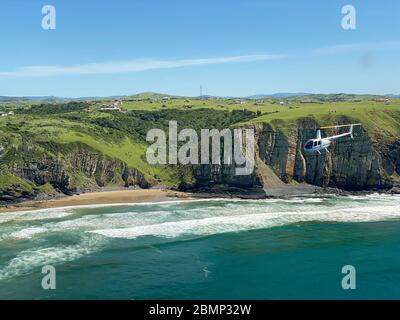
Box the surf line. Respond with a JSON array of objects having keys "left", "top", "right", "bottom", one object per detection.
[{"left": 149, "top": 304, "right": 183, "bottom": 318}]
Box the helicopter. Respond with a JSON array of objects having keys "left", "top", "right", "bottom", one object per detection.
[{"left": 303, "top": 123, "right": 361, "bottom": 154}]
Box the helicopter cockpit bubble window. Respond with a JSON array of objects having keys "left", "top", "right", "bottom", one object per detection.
[{"left": 305, "top": 141, "right": 314, "bottom": 149}]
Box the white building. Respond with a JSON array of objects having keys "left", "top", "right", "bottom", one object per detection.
[
  {"left": 99, "top": 106, "right": 121, "bottom": 112},
  {"left": 0, "top": 111, "right": 15, "bottom": 117},
  {"left": 375, "top": 98, "right": 390, "bottom": 103},
  {"left": 112, "top": 100, "right": 123, "bottom": 106}
]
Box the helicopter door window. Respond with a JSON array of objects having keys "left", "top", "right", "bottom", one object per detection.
[
  {"left": 313, "top": 141, "right": 318, "bottom": 147},
  {"left": 318, "top": 141, "right": 321, "bottom": 146}
]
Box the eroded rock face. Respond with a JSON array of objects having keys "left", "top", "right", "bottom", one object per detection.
[
  {"left": 1, "top": 144, "right": 150, "bottom": 202},
  {"left": 187, "top": 131, "right": 264, "bottom": 197},
  {"left": 192, "top": 164, "right": 261, "bottom": 188},
  {"left": 65, "top": 148, "right": 149, "bottom": 189},
  {"left": 255, "top": 120, "right": 395, "bottom": 191}
]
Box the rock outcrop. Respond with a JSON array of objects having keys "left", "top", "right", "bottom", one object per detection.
[
  {"left": 0, "top": 143, "right": 150, "bottom": 203},
  {"left": 255, "top": 120, "right": 394, "bottom": 191}
]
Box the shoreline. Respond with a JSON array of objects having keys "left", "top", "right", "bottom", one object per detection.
[
  {"left": 0, "top": 189, "right": 191, "bottom": 213},
  {"left": 1, "top": 184, "right": 398, "bottom": 213}
]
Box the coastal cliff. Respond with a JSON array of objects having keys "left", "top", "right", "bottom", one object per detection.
[
  {"left": 255, "top": 120, "right": 395, "bottom": 191},
  {"left": 0, "top": 143, "right": 149, "bottom": 203},
  {"left": 1, "top": 101, "right": 399, "bottom": 203},
  {"left": 186, "top": 119, "right": 398, "bottom": 195}
]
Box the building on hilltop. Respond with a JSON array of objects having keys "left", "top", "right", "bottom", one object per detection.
[
  {"left": 112, "top": 100, "right": 123, "bottom": 106},
  {"left": 99, "top": 106, "right": 121, "bottom": 112},
  {"left": 375, "top": 98, "right": 390, "bottom": 103},
  {"left": 0, "top": 111, "right": 14, "bottom": 117}
]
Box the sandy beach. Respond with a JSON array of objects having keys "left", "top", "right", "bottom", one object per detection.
[{"left": 0, "top": 189, "right": 190, "bottom": 213}]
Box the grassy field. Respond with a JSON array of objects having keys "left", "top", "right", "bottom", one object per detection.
[
  {"left": 101, "top": 96, "right": 400, "bottom": 142},
  {"left": 247, "top": 100, "right": 400, "bottom": 141},
  {"left": 93, "top": 98, "right": 271, "bottom": 113}
]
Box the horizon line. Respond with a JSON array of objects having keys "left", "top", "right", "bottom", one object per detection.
[{"left": 1, "top": 91, "right": 398, "bottom": 100}]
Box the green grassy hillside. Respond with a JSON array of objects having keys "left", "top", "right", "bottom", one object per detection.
[
  {"left": 246, "top": 100, "right": 400, "bottom": 142},
  {"left": 0, "top": 102, "right": 256, "bottom": 188}
]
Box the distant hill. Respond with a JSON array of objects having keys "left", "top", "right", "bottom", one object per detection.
[
  {"left": 1, "top": 92, "right": 399, "bottom": 103},
  {"left": 295, "top": 93, "right": 395, "bottom": 102},
  {"left": 0, "top": 96, "right": 93, "bottom": 102},
  {"left": 0, "top": 96, "right": 56, "bottom": 102},
  {"left": 247, "top": 93, "right": 310, "bottom": 99},
  {"left": 127, "top": 92, "right": 180, "bottom": 100}
]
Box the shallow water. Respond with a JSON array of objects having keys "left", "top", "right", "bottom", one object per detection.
[{"left": 1, "top": 194, "right": 400, "bottom": 299}]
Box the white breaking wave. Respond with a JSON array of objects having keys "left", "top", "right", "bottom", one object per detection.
[
  {"left": 2, "top": 196, "right": 400, "bottom": 241},
  {"left": 88, "top": 204, "right": 400, "bottom": 240},
  {"left": 0, "top": 198, "right": 233, "bottom": 220},
  {"left": 1, "top": 194, "right": 396, "bottom": 224},
  {"left": 0, "top": 235, "right": 106, "bottom": 281},
  {"left": 7, "top": 227, "right": 48, "bottom": 240},
  {"left": 0, "top": 207, "right": 77, "bottom": 224}
]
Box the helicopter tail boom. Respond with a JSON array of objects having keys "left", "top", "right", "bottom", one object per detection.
[{"left": 325, "top": 123, "right": 361, "bottom": 141}]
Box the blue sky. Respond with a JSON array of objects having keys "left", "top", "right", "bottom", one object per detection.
[{"left": 0, "top": 0, "right": 399, "bottom": 97}]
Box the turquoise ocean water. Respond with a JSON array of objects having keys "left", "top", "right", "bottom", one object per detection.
[{"left": 1, "top": 194, "right": 400, "bottom": 300}]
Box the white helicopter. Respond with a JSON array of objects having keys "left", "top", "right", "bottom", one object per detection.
[{"left": 303, "top": 123, "right": 361, "bottom": 154}]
